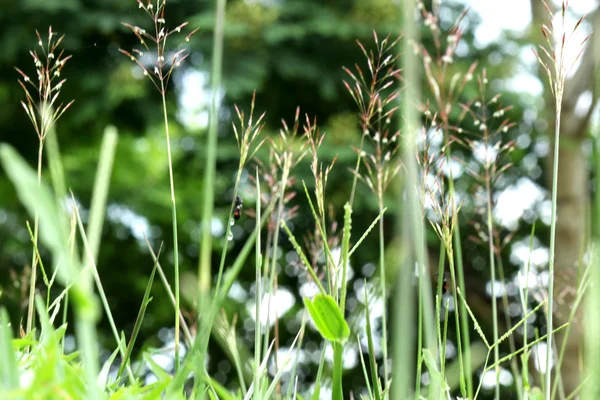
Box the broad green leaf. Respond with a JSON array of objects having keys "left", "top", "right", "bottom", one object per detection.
[{"left": 303, "top": 294, "right": 349, "bottom": 343}]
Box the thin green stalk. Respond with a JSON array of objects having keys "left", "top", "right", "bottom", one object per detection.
[
  {"left": 378, "top": 196, "right": 389, "bottom": 386},
  {"left": 452, "top": 225, "right": 473, "bottom": 396},
  {"left": 551, "top": 255, "right": 590, "bottom": 400},
  {"left": 415, "top": 257, "right": 423, "bottom": 400},
  {"left": 143, "top": 236, "right": 193, "bottom": 345},
  {"left": 73, "top": 198, "right": 135, "bottom": 384},
  {"left": 496, "top": 245, "right": 522, "bottom": 400},
  {"left": 446, "top": 243, "right": 466, "bottom": 398},
  {"left": 545, "top": 83, "right": 562, "bottom": 400},
  {"left": 214, "top": 170, "right": 244, "bottom": 296},
  {"left": 263, "top": 157, "right": 291, "bottom": 375},
  {"left": 199, "top": 0, "right": 227, "bottom": 298},
  {"left": 194, "top": 0, "right": 226, "bottom": 387},
  {"left": 445, "top": 138, "right": 473, "bottom": 398},
  {"left": 332, "top": 342, "right": 344, "bottom": 400},
  {"left": 485, "top": 177, "right": 500, "bottom": 400},
  {"left": 159, "top": 87, "right": 181, "bottom": 371},
  {"left": 26, "top": 141, "right": 43, "bottom": 337},
  {"left": 254, "top": 171, "right": 263, "bottom": 400},
  {"left": 520, "top": 225, "right": 535, "bottom": 399},
  {"left": 181, "top": 198, "right": 276, "bottom": 398},
  {"left": 436, "top": 244, "right": 446, "bottom": 360}
]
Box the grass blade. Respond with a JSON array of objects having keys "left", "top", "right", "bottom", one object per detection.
[
  {"left": 87, "top": 126, "right": 118, "bottom": 260},
  {"left": 0, "top": 308, "right": 19, "bottom": 391}
]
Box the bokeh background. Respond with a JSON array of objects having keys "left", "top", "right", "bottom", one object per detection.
[{"left": 0, "top": 0, "right": 597, "bottom": 398}]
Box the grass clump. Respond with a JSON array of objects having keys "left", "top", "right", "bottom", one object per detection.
[{"left": 1, "top": 1, "right": 595, "bottom": 399}]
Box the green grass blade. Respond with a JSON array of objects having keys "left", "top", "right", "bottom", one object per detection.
[
  {"left": 198, "top": 0, "right": 227, "bottom": 296},
  {"left": 311, "top": 345, "right": 326, "bottom": 400},
  {"left": 263, "top": 329, "right": 304, "bottom": 400},
  {"left": 364, "top": 283, "right": 381, "bottom": 400},
  {"left": 456, "top": 287, "right": 489, "bottom": 349},
  {"left": 0, "top": 144, "right": 74, "bottom": 283},
  {"left": 339, "top": 203, "right": 352, "bottom": 310},
  {"left": 254, "top": 170, "right": 264, "bottom": 400},
  {"left": 203, "top": 375, "right": 237, "bottom": 400},
  {"left": 74, "top": 196, "right": 135, "bottom": 384},
  {"left": 169, "top": 200, "right": 276, "bottom": 395},
  {"left": 87, "top": 126, "right": 118, "bottom": 260},
  {"left": 486, "top": 323, "right": 569, "bottom": 372},
  {"left": 301, "top": 181, "right": 336, "bottom": 275},
  {"left": 98, "top": 340, "right": 123, "bottom": 389},
  {"left": 0, "top": 308, "right": 19, "bottom": 391},
  {"left": 281, "top": 219, "right": 326, "bottom": 294},
  {"left": 348, "top": 208, "right": 386, "bottom": 258},
  {"left": 0, "top": 144, "right": 101, "bottom": 398},
  {"left": 490, "top": 300, "right": 547, "bottom": 351},
  {"left": 117, "top": 245, "right": 160, "bottom": 379},
  {"left": 357, "top": 335, "right": 374, "bottom": 400}
]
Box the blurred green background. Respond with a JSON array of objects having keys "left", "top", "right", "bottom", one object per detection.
[{"left": 0, "top": 0, "right": 595, "bottom": 398}]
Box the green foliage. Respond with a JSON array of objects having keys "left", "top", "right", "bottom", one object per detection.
[
  {"left": 1, "top": 0, "right": 591, "bottom": 399},
  {"left": 0, "top": 309, "right": 19, "bottom": 391}
]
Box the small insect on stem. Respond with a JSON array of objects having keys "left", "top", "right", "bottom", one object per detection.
[
  {"left": 433, "top": 272, "right": 450, "bottom": 295},
  {"left": 233, "top": 196, "right": 243, "bottom": 220}
]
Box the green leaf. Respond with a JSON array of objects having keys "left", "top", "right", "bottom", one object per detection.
[
  {"left": 0, "top": 144, "right": 74, "bottom": 284},
  {"left": 98, "top": 341, "right": 122, "bottom": 389},
  {"left": 422, "top": 349, "right": 444, "bottom": 397},
  {"left": 203, "top": 374, "right": 237, "bottom": 400},
  {"left": 303, "top": 294, "right": 349, "bottom": 343},
  {"left": 0, "top": 308, "right": 19, "bottom": 391},
  {"left": 364, "top": 284, "right": 382, "bottom": 399}
]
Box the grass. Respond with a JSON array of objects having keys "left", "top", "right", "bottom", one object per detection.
[{"left": 0, "top": 0, "right": 595, "bottom": 399}]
